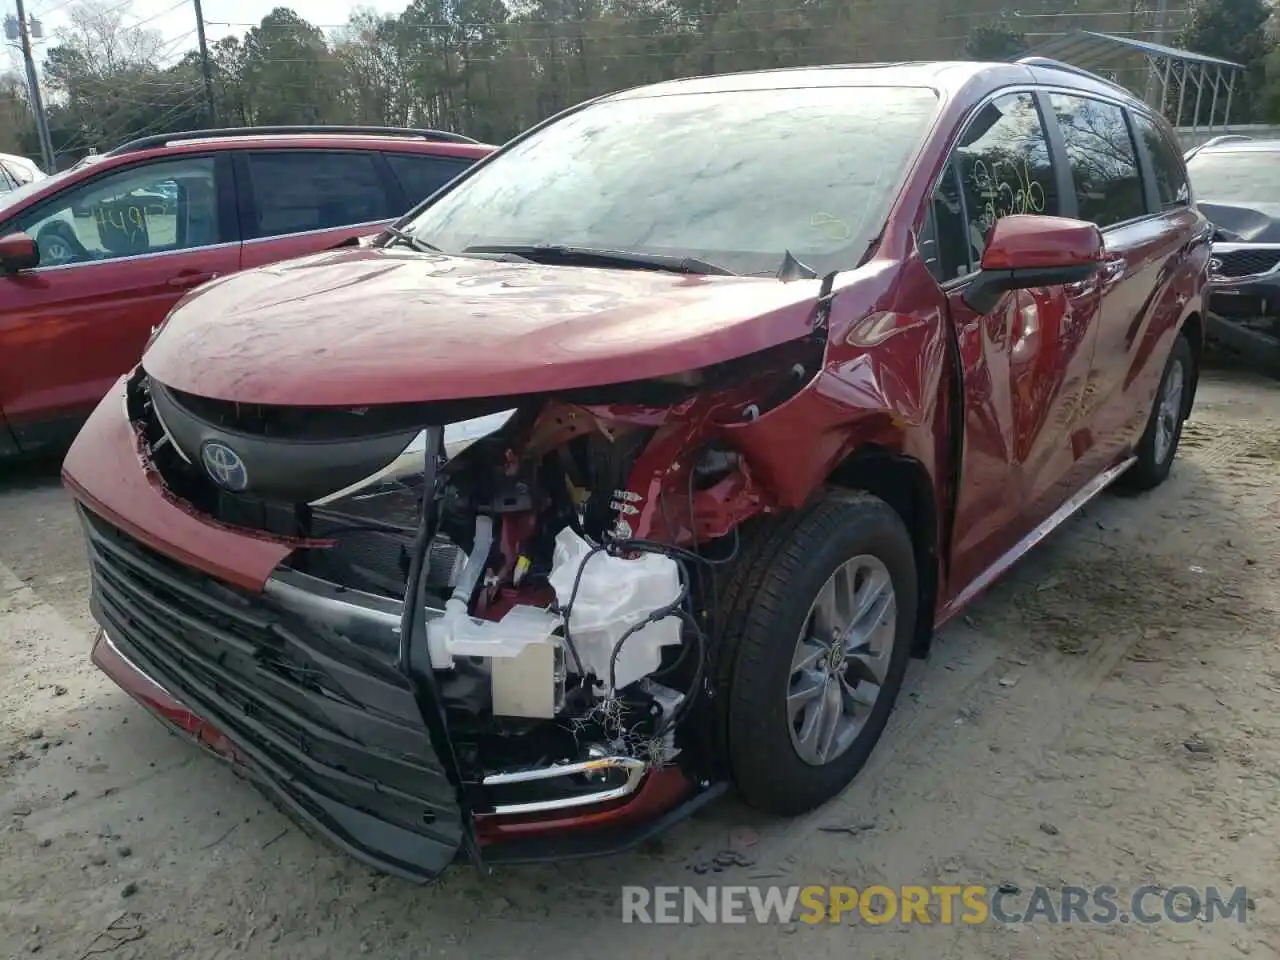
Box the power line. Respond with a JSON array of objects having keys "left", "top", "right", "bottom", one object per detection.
[{"left": 129, "top": 0, "right": 189, "bottom": 31}]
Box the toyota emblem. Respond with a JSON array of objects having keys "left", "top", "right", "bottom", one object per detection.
[{"left": 201, "top": 441, "right": 249, "bottom": 492}]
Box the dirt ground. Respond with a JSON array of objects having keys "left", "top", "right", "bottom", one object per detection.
[{"left": 3, "top": 363, "right": 1280, "bottom": 959}]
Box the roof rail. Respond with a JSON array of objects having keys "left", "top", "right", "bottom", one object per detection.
[
  {"left": 105, "top": 125, "right": 479, "bottom": 157},
  {"left": 1182, "top": 133, "right": 1253, "bottom": 160},
  {"left": 1014, "top": 55, "right": 1130, "bottom": 94},
  {"left": 1196, "top": 134, "right": 1253, "bottom": 150}
]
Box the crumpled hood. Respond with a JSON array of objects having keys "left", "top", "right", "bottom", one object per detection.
[
  {"left": 143, "top": 246, "right": 826, "bottom": 406},
  {"left": 1199, "top": 201, "right": 1280, "bottom": 243}
]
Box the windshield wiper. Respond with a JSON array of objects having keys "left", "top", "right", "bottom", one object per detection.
[
  {"left": 382, "top": 226, "right": 442, "bottom": 253},
  {"left": 461, "top": 243, "right": 735, "bottom": 276}
]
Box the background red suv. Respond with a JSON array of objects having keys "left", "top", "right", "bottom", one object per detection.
[{"left": 0, "top": 126, "right": 493, "bottom": 460}]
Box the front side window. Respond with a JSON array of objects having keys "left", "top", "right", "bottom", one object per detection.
[
  {"left": 1184, "top": 149, "right": 1280, "bottom": 205},
  {"left": 397, "top": 85, "right": 941, "bottom": 277},
  {"left": 246, "top": 151, "right": 393, "bottom": 238},
  {"left": 932, "top": 92, "right": 1061, "bottom": 279},
  {"left": 13, "top": 156, "right": 218, "bottom": 268},
  {"left": 1049, "top": 94, "right": 1145, "bottom": 228}
]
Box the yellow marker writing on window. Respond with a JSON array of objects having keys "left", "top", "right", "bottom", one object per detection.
[
  {"left": 810, "top": 212, "right": 851, "bottom": 242},
  {"left": 94, "top": 203, "right": 149, "bottom": 243}
]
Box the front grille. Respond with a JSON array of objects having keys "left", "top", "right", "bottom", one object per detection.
[
  {"left": 79, "top": 505, "right": 465, "bottom": 880},
  {"left": 1215, "top": 248, "right": 1280, "bottom": 278},
  {"left": 128, "top": 371, "right": 309, "bottom": 537}
]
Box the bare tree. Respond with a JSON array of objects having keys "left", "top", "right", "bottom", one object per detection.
[{"left": 56, "top": 0, "right": 164, "bottom": 76}]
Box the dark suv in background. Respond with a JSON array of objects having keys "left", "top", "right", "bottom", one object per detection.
[
  {"left": 0, "top": 126, "right": 493, "bottom": 459},
  {"left": 1183, "top": 136, "right": 1280, "bottom": 372}
]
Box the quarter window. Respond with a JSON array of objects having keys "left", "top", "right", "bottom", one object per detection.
[
  {"left": 13, "top": 156, "right": 218, "bottom": 267},
  {"left": 929, "top": 92, "right": 1061, "bottom": 280},
  {"left": 246, "top": 151, "right": 393, "bottom": 238},
  {"left": 922, "top": 160, "right": 972, "bottom": 282},
  {"left": 1131, "top": 111, "right": 1190, "bottom": 209},
  {"left": 386, "top": 154, "right": 474, "bottom": 205},
  {"left": 1048, "top": 94, "right": 1145, "bottom": 228}
]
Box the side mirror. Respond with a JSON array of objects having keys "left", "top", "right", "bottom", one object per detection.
[
  {"left": 0, "top": 231, "right": 40, "bottom": 275},
  {"left": 963, "top": 214, "right": 1103, "bottom": 314}
]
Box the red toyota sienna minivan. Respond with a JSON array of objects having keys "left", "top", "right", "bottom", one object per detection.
[{"left": 60, "top": 60, "right": 1206, "bottom": 882}]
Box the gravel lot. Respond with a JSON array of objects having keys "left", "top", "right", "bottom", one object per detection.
[{"left": 3, "top": 364, "right": 1279, "bottom": 959}]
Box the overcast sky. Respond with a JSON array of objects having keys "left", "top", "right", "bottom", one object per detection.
[{"left": 6, "top": 0, "right": 412, "bottom": 67}]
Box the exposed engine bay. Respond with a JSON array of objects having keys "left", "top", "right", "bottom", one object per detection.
[{"left": 129, "top": 338, "right": 822, "bottom": 808}]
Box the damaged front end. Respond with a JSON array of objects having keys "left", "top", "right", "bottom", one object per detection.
[{"left": 87, "top": 341, "right": 819, "bottom": 879}]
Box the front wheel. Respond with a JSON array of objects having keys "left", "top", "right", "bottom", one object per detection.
[
  {"left": 36, "top": 222, "right": 83, "bottom": 266},
  {"left": 720, "top": 491, "right": 917, "bottom": 816},
  {"left": 1122, "top": 333, "right": 1194, "bottom": 492}
]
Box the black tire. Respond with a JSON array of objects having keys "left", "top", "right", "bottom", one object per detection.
[
  {"left": 718, "top": 490, "right": 917, "bottom": 816},
  {"left": 1121, "top": 333, "right": 1194, "bottom": 492}
]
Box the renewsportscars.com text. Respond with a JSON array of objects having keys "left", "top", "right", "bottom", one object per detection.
[{"left": 620, "top": 884, "right": 1250, "bottom": 925}]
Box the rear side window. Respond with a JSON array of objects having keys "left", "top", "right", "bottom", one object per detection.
[
  {"left": 1131, "top": 112, "right": 1190, "bottom": 209},
  {"left": 930, "top": 92, "right": 1061, "bottom": 279},
  {"left": 1048, "top": 94, "right": 1145, "bottom": 228},
  {"left": 246, "top": 151, "right": 393, "bottom": 238},
  {"left": 386, "top": 154, "right": 473, "bottom": 205}
]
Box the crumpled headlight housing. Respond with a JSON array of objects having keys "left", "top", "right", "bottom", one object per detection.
[{"left": 309, "top": 409, "right": 517, "bottom": 507}]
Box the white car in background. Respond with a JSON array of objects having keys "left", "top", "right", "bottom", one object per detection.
[{"left": 0, "top": 153, "right": 47, "bottom": 190}]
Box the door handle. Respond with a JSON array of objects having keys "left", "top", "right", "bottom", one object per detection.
[{"left": 168, "top": 271, "right": 218, "bottom": 289}]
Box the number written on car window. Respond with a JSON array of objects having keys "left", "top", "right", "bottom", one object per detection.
[
  {"left": 928, "top": 92, "right": 1061, "bottom": 280},
  {"left": 14, "top": 157, "right": 217, "bottom": 267}
]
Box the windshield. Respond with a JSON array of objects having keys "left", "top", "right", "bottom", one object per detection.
[
  {"left": 398, "top": 84, "right": 941, "bottom": 276},
  {"left": 1186, "top": 149, "right": 1280, "bottom": 205},
  {"left": 0, "top": 166, "right": 80, "bottom": 222}
]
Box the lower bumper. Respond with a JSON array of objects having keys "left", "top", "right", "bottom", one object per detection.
[
  {"left": 94, "top": 627, "right": 721, "bottom": 872},
  {"left": 1207, "top": 278, "right": 1280, "bottom": 322},
  {"left": 70, "top": 377, "right": 719, "bottom": 881},
  {"left": 92, "top": 623, "right": 467, "bottom": 881}
]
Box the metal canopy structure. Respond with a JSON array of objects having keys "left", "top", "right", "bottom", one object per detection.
[{"left": 1030, "top": 29, "right": 1245, "bottom": 132}]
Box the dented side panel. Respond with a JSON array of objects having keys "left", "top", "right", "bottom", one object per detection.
[{"left": 721, "top": 260, "right": 951, "bottom": 512}]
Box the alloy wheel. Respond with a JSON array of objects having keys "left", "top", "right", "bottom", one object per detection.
[
  {"left": 1153, "top": 358, "right": 1185, "bottom": 466},
  {"left": 787, "top": 554, "right": 898, "bottom": 766}
]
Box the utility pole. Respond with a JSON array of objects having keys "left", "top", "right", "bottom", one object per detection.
[
  {"left": 192, "top": 0, "right": 218, "bottom": 126},
  {"left": 11, "top": 0, "right": 55, "bottom": 172},
  {"left": 1143, "top": 0, "right": 1173, "bottom": 108}
]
